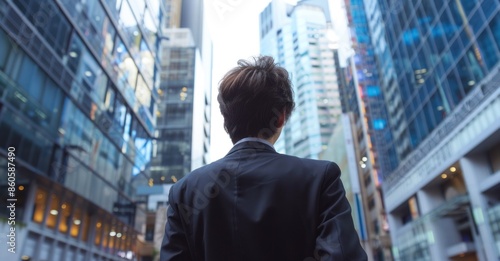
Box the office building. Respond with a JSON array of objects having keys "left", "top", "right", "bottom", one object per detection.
[
  {"left": 377, "top": 0, "right": 500, "bottom": 260},
  {"left": 0, "top": 0, "right": 165, "bottom": 260},
  {"left": 259, "top": 0, "right": 343, "bottom": 159},
  {"left": 139, "top": 1, "right": 212, "bottom": 260},
  {"left": 150, "top": 27, "right": 211, "bottom": 184},
  {"left": 338, "top": 0, "right": 399, "bottom": 259},
  {"left": 319, "top": 113, "right": 369, "bottom": 256}
]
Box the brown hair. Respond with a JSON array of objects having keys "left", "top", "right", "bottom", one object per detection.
[{"left": 218, "top": 56, "right": 295, "bottom": 143}]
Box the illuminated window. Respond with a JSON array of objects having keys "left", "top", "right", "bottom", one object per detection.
[
  {"left": 102, "top": 222, "right": 110, "bottom": 250},
  {"left": 70, "top": 207, "right": 81, "bottom": 238},
  {"left": 46, "top": 194, "right": 60, "bottom": 229},
  {"left": 59, "top": 201, "right": 72, "bottom": 233},
  {"left": 81, "top": 212, "right": 90, "bottom": 242},
  {"left": 94, "top": 220, "right": 102, "bottom": 246},
  {"left": 32, "top": 188, "right": 47, "bottom": 224}
]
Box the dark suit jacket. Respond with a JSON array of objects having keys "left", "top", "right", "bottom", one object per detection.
[{"left": 161, "top": 141, "right": 367, "bottom": 261}]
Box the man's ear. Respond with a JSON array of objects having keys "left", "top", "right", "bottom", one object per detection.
[{"left": 276, "top": 111, "right": 286, "bottom": 128}]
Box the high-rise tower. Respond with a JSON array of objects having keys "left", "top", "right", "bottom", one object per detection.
[
  {"left": 377, "top": 1, "right": 500, "bottom": 260},
  {"left": 0, "top": 0, "right": 165, "bottom": 260},
  {"left": 259, "top": 0, "right": 343, "bottom": 159}
]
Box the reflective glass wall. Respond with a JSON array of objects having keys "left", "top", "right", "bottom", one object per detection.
[
  {"left": 378, "top": 0, "right": 500, "bottom": 156},
  {"left": 0, "top": 0, "right": 163, "bottom": 259}
]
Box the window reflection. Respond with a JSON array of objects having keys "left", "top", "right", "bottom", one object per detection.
[
  {"left": 113, "top": 40, "right": 138, "bottom": 91},
  {"left": 446, "top": 69, "right": 464, "bottom": 107},
  {"left": 477, "top": 29, "right": 499, "bottom": 70},
  {"left": 32, "top": 188, "right": 47, "bottom": 224}
]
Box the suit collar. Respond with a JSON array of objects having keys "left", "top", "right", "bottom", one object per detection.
[{"left": 226, "top": 140, "right": 277, "bottom": 156}]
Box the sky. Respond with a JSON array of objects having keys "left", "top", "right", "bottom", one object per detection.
[
  {"left": 204, "top": 0, "right": 350, "bottom": 161},
  {"left": 204, "top": 0, "right": 273, "bottom": 161}
]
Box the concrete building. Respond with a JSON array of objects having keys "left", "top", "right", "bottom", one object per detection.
[
  {"left": 377, "top": 0, "right": 500, "bottom": 260},
  {"left": 0, "top": 0, "right": 166, "bottom": 260}
]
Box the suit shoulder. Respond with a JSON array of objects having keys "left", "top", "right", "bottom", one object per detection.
[{"left": 278, "top": 154, "right": 335, "bottom": 169}]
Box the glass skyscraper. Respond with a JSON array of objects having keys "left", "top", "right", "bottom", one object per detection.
[
  {"left": 260, "top": 0, "right": 343, "bottom": 159},
  {"left": 0, "top": 0, "right": 164, "bottom": 260},
  {"left": 377, "top": 0, "right": 500, "bottom": 260}
]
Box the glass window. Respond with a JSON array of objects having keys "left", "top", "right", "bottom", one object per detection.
[
  {"left": 39, "top": 238, "right": 52, "bottom": 261},
  {"left": 430, "top": 91, "right": 446, "bottom": 124},
  {"left": 431, "top": 23, "right": 447, "bottom": 54},
  {"left": 67, "top": 34, "right": 85, "bottom": 74},
  {"left": 51, "top": 243, "right": 64, "bottom": 260},
  {"left": 408, "top": 120, "right": 421, "bottom": 148},
  {"left": 32, "top": 188, "right": 47, "bottom": 224},
  {"left": 129, "top": 0, "right": 146, "bottom": 23},
  {"left": 456, "top": 56, "right": 476, "bottom": 95},
  {"left": 94, "top": 219, "right": 103, "bottom": 246},
  {"left": 439, "top": 9, "right": 457, "bottom": 42},
  {"left": 481, "top": 0, "right": 497, "bottom": 20},
  {"left": 102, "top": 222, "right": 110, "bottom": 250},
  {"left": 46, "top": 193, "right": 60, "bottom": 229},
  {"left": 105, "top": 0, "right": 123, "bottom": 22},
  {"left": 104, "top": 84, "right": 116, "bottom": 114},
  {"left": 143, "top": 7, "right": 158, "bottom": 52},
  {"left": 446, "top": 69, "right": 464, "bottom": 107},
  {"left": 424, "top": 101, "right": 436, "bottom": 132},
  {"left": 81, "top": 211, "right": 90, "bottom": 242},
  {"left": 449, "top": 0, "right": 471, "bottom": 27},
  {"left": 469, "top": 8, "right": 486, "bottom": 34},
  {"left": 41, "top": 79, "right": 63, "bottom": 128},
  {"left": 0, "top": 29, "right": 11, "bottom": 70},
  {"left": 17, "top": 56, "right": 44, "bottom": 100},
  {"left": 59, "top": 200, "right": 72, "bottom": 234},
  {"left": 465, "top": 47, "right": 485, "bottom": 83},
  {"left": 114, "top": 96, "right": 127, "bottom": 129},
  {"left": 22, "top": 233, "right": 39, "bottom": 259},
  {"left": 418, "top": 0, "right": 436, "bottom": 36},
  {"left": 113, "top": 39, "right": 138, "bottom": 91},
  {"left": 119, "top": 1, "right": 140, "bottom": 52},
  {"left": 136, "top": 76, "right": 152, "bottom": 108},
  {"left": 477, "top": 29, "right": 499, "bottom": 70},
  {"left": 101, "top": 17, "right": 116, "bottom": 65},
  {"left": 490, "top": 13, "right": 500, "bottom": 51},
  {"left": 450, "top": 38, "right": 464, "bottom": 60},
  {"left": 70, "top": 206, "right": 82, "bottom": 238}
]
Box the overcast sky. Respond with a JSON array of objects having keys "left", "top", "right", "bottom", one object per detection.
[{"left": 204, "top": 0, "right": 349, "bottom": 162}]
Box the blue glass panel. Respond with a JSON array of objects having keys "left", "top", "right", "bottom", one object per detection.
[
  {"left": 477, "top": 29, "right": 499, "bottom": 70},
  {"left": 373, "top": 119, "right": 386, "bottom": 130},
  {"left": 366, "top": 85, "right": 381, "bottom": 96}
]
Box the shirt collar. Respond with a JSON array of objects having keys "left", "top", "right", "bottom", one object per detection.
[{"left": 234, "top": 137, "right": 275, "bottom": 149}]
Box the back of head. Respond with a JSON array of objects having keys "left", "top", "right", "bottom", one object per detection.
[{"left": 218, "top": 56, "right": 295, "bottom": 144}]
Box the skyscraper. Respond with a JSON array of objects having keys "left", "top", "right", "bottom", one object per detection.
[
  {"left": 259, "top": 0, "right": 343, "bottom": 159},
  {"left": 377, "top": 1, "right": 500, "bottom": 260},
  {"left": 0, "top": 0, "right": 164, "bottom": 260}
]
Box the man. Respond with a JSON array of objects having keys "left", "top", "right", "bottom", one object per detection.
[{"left": 161, "top": 56, "right": 368, "bottom": 261}]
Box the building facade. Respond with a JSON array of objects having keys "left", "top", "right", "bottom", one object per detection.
[
  {"left": 259, "top": 0, "right": 343, "bottom": 159},
  {"left": 0, "top": 0, "right": 165, "bottom": 260},
  {"left": 319, "top": 113, "right": 369, "bottom": 257},
  {"left": 150, "top": 27, "right": 211, "bottom": 184},
  {"left": 378, "top": 0, "right": 500, "bottom": 260}
]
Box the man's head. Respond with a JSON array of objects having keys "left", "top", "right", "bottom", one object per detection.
[{"left": 218, "top": 56, "right": 295, "bottom": 144}]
